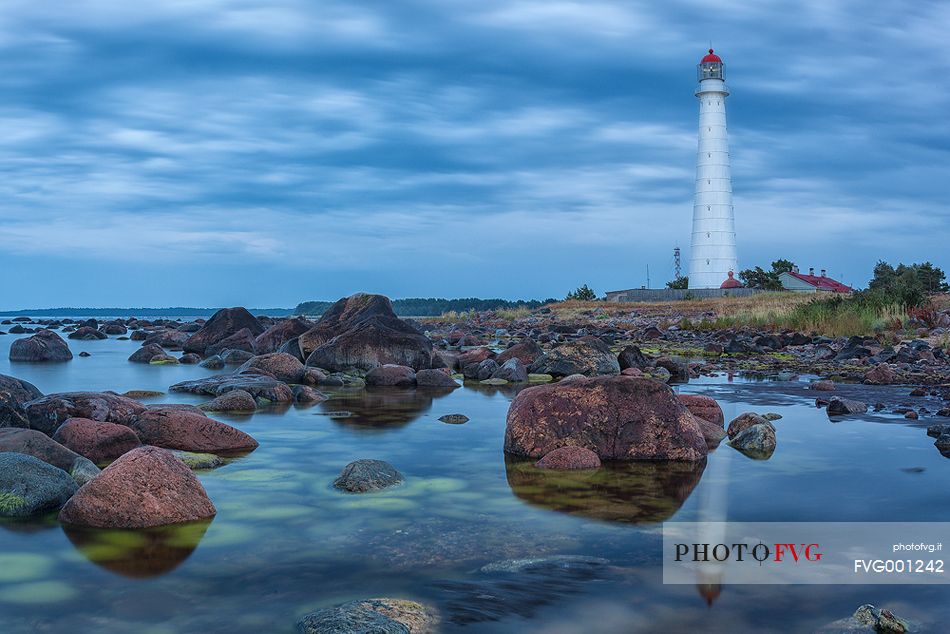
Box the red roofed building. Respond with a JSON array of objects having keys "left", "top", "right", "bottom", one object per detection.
[{"left": 778, "top": 267, "right": 853, "bottom": 294}]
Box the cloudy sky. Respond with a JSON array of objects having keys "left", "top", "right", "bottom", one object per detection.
[{"left": 0, "top": 1, "right": 947, "bottom": 309}]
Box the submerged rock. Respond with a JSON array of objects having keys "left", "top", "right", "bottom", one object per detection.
[
  {"left": 0, "top": 453, "right": 77, "bottom": 518},
  {"left": 438, "top": 414, "right": 469, "bottom": 425},
  {"left": 729, "top": 422, "right": 777, "bottom": 459},
  {"left": 535, "top": 446, "right": 601, "bottom": 470},
  {"left": 9, "top": 330, "right": 73, "bottom": 362},
  {"left": 59, "top": 446, "right": 217, "bottom": 529},
  {"left": 297, "top": 598, "right": 438, "bottom": 634},
  {"left": 504, "top": 376, "right": 707, "bottom": 461},
  {"left": 171, "top": 450, "right": 226, "bottom": 470},
  {"left": 333, "top": 459, "right": 404, "bottom": 493}
]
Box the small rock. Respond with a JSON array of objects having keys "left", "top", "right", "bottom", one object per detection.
[
  {"left": 416, "top": 369, "right": 459, "bottom": 389},
  {"left": 438, "top": 414, "right": 469, "bottom": 425},
  {"left": 827, "top": 397, "right": 869, "bottom": 417},
  {"left": 727, "top": 412, "right": 769, "bottom": 439},
  {"left": 729, "top": 422, "right": 777, "bottom": 459},
  {"left": 199, "top": 355, "right": 225, "bottom": 369},
  {"left": 333, "top": 459, "right": 403, "bottom": 493},
  {"left": 292, "top": 385, "right": 327, "bottom": 404},
  {"left": 811, "top": 380, "right": 836, "bottom": 391},
  {"left": 763, "top": 412, "right": 783, "bottom": 421},
  {"left": 171, "top": 450, "right": 226, "bottom": 470}
]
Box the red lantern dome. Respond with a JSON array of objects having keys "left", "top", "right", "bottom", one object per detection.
[
  {"left": 701, "top": 48, "right": 722, "bottom": 63},
  {"left": 720, "top": 270, "right": 742, "bottom": 289}
]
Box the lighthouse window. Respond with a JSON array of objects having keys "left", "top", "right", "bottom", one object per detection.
[
  {"left": 707, "top": 179, "right": 710, "bottom": 184},
  {"left": 707, "top": 206, "right": 710, "bottom": 211},
  {"left": 706, "top": 259, "right": 710, "bottom": 265},
  {"left": 707, "top": 153, "right": 711, "bottom": 157},
  {"left": 706, "top": 232, "right": 710, "bottom": 238}
]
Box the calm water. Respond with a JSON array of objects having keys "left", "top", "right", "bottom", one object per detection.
[{"left": 0, "top": 332, "right": 949, "bottom": 632}]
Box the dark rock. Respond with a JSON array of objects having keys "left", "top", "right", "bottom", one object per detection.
[
  {"left": 206, "top": 328, "right": 258, "bottom": 357},
  {"left": 68, "top": 326, "right": 107, "bottom": 340},
  {"left": 179, "top": 353, "right": 201, "bottom": 364},
  {"left": 827, "top": 397, "right": 869, "bottom": 417},
  {"left": 220, "top": 349, "right": 255, "bottom": 365},
  {"left": 292, "top": 385, "right": 327, "bottom": 404},
  {"left": 438, "top": 414, "right": 469, "bottom": 425},
  {"left": 529, "top": 337, "right": 620, "bottom": 378},
  {"left": 297, "top": 599, "right": 437, "bottom": 634},
  {"left": 729, "top": 422, "right": 776, "bottom": 459},
  {"left": 0, "top": 428, "right": 100, "bottom": 484},
  {"left": 131, "top": 408, "right": 259, "bottom": 454},
  {"left": 617, "top": 345, "right": 650, "bottom": 371},
  {"left": 22, "top": 391, "right": 147, "bottom": 435},
  {"left": 100, "top": 323, "right": 128, "bottom": 336},
  {"left": 474, "top": 358, "right": 499, "bottom": 381},
  {"left": 865, "top": 363, "right": 898, "bottom": 385},
  {"left": 333, "top": 459, "right": 404, "bottom": 493},
  {"left": 0, "top": 453, "right": 77, "bottom": 518},
  {"left": 811, "top": 380, "right": 836, "bottom": 391},
  {"left": 129, "top": 344, "right": 167, "bottom": 363},
  {"left": 198, "top": 389, "right": 258, "bottom": 413},
  {"left": 727, "top": 412, "right": 769, "bottom": 439},
  {"left": 535, "top": 446, "right": 601, "bottom": 470},
  {"left": 253, "top": 317, "right": 312, "bottom": 354},
  {"left": 9, "top": 329, "right": 73, "bottom": 362},
  {"left": 654, "top": 355, "right": 689, "bottom": 382},
  {"left": 300, "top": 294, "right": 436, "bottom": 372},
  {"left": 52, "top": 418, "right": 142, "bottom": 464},
  {"left": 505, "top": 376, "right": 706, "bottom": 461},
  {"left": 496, "top": 340, "right": 543, "bottom": 367},
  {"left": 416, "top": 369, "right": 460, "bottom": 389},
  {"left": 199, "top": 355, "right": 225, "bottom": 369},
  {"left": 183, "top": 307, "right": 264, "bottom": 355},
  {"left": 170, "top": 374, "right": 294, "bottom": 404},
  {"left": 0, "top": 374, "right": 43, "bottom": 403},
  {"left": 492, "top": 358, "right": 528, "bottom": 383},
  {"left": 143, "top": 330, "right": 190, "bottom": 350},
  {"left": 365, "top": 365, "right": 417, "bottom": 388},
  {"left": 456, "top": 347, "right": 496, "bottom": 370},
  {"left": 236, "top": 352, "right": 306, "bottom": 383},
  {"left": 59, "top": 446, "right": 216, "bottom": 528}
]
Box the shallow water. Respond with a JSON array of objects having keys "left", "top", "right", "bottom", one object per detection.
[{"left": 1, "top": 332, "right": 949, "bottom": 632}]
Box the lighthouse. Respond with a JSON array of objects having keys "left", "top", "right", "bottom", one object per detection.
[{"left": 688, "top": 49, "right": 737, "bottom": 289}]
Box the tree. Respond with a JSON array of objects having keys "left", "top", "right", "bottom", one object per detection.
[
  {"left": 867, "top": 260, "right": 947, "bottom": 307},
  {"left": 565, "top": 284, "right": 597, "bottom": 301},
  {"left": 666, "top": 275, "right": 689, "bottom": 289},
  {"left": 738, "top": 259, "right": 796, "bottom": 290}
]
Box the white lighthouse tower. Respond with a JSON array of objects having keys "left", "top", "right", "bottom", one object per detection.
[{"left": 688, "top": 49, "right": 738, "bottom": 289}]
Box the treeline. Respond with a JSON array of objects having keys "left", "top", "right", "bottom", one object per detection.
[{"left": 294, "top": 297, "right": 556, "bottom": 317}]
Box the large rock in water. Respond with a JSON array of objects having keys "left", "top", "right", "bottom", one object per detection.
[
  {"left": 131, "top": 408, "right": 259, "bottom": 454},
  {"left": 505, "top": 376, "right": 707, "bottom": 461},
  {"left": 9, "top": 330, "right": 73, "bottom": 362},
  {"left": 678, "top": 395, "right": 724, "bottom": 426},
  {"left": 0, "top": 428, "right": 100, "bottom": 484},
  {"left": 59, "top": 446, "right": 217, "bottom": 528},
  {"left": 0, "top": 453, "right": 78, "bottom": 518},
  {"left": 183, "top": 307, "right": 264, "bottom": 355},
  {"left": 22, "top": 391, "right": 147, "bottom": 436},
  {"left": 236, "top": 352, "right": 306, "bottom": 383},
  {"left": 496, "top": 339, "right": 543, "bottom": 367},
  {"left": 0, "top": 374, "right": 42, "bottom": 429},
  {"left": 333, "top": 459, "right": 404, "bottom": 493},
  {"left": 529, "top": 337, "right": 620, "bottom": 377},
  {"left": 298, "top": 294, "right": 436, "bottom": 372},
  {"left": 254, "top": 317, "right": 312, "bottom": 354},
  {"left": 52, "top": 418, "right": 142, "bottom": 464},
  {"left": 297, "top": 599, "right": 438, "bottom": 634}
]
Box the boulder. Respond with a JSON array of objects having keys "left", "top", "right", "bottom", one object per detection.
[
  {"left": 207, "top": 329, "right": 258, "bottom": 357},
  {"left": 678, "top": 394, "right": 724, "bottom": 426},
  {"left": 333, "top": 459, "right": 404, "bottom": 493},
  {"left": 236, "top": 352, "right": 306, "bottom": 383},
  {"left": 492, "top": 358, "right": 528, "bottom": 383},
  {"left": 52, "top": 418, "right": 142, "bottom": 463},
  {"left": 100, "top": 323, "right": 127, "bottom": 335},
  {"left": 617, "top": 345, "right": 650, "bottom": 371},
  {"left": 0, "top": 374, "right": 43, "bottom": 403},
  {"left": 535, "top": 446, "right": 601, "bottom": 470},
  {"left": 9, "top": 330, "right": 73, "bottom": 362},
  {"left": 68, "top": 326, "right": 107, "bottom": 340},
  {"left": 297, "top": 599, "right": 438, "bottom": 634},
  {"left": 0, "top": 453, "right": 77, "bottom": 518},
  {"left": 416, "top": 369, "right": 460, "bottom": 389},
  {"left": 143, "top": 329, "right": 190, "bottom": 350},
  {"left": 827, "top": 397, "right": 869, "bottom": 417},
  {"left": 469, "top": 358, "right": 499, "bottom": 381},
  {"left": 22, "top": 391, "right": 147, "bottom": 435},
  {"left": 729, "top": 422, "right": 776, "bottom": 459},
  {"left": 0, "top": 428, "right": 99, "bottom": 485},
  {"left": 199, "top": 355, "right": 225, "bottom": 369},
  {"left": 183, "top": 307, "right": 264, "bottom": 355},
  {"left": 170, "top": 374, "right": 294, "bottom": 404},
  {"left": 365, "top": 365, "right": 417, "bottom": 388},
  {"left": 496, "top": 340, "right": 543, "bottom": 367},
  {"left": 292, "top": 385, "right": 327, "bottom": 404},
  {"left": 300, "top": 294, "right": 436, "bottom": 372},
  {"left": 864, "top": 363, "right": 898, "bottom": 385},
  {"left": 253, "top": 317, "right": 312, "bottom": 354},
  {"left": 130, "top": 408, "right": 259, "bottom": 454},
  {"left": 179, "top": 353, "right": 201, "bottom": 364},
  {"left": 504, "top": 376, "right": 707, "bottom": 461},
  {"left": 129, "top": 344, "right": 167, "bottom": 363},
  {"left": 456, "top": 347, "right": 496, "bottom": 370},
  {"left": 810, "top": 380, "right": 836, "bottom": 391},
  {"left": 529, "top": 337, "right": 620, "bottom": 377},
  {"left": 198, "top": 389, "right": 258, "bottom": 413},
  {"left": 727, "top": 412, "right": 769, "bottom": 439},
  {"left": 654, "top": 356, "right": 689, "bottom": 382},
  {"left": 59, "top": 446, "right": 216, "bottom": 528}
]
